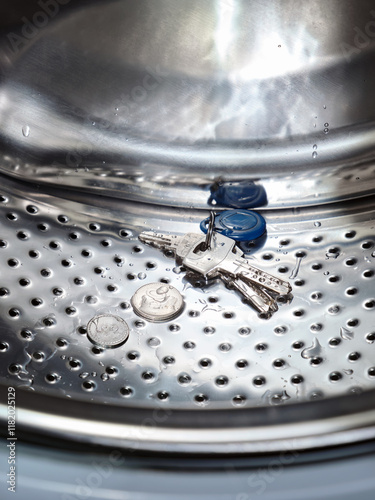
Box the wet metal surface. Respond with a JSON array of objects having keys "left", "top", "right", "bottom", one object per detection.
[
  {"left": 0, "top": 1, "right": 375, "bottom": 208},
  {"left": 0, "top": 177, "right": 374, "bottom": 411}
]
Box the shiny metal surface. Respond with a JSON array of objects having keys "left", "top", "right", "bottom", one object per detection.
[
  {"left": 0, "top": 0, "right": 375, "bottom": 455},
  {"left": 0, "top": 173, "right": 374, "bottom": 452},
  {"left": 1, "top": 0, "right": 375, "bottom": 207}
]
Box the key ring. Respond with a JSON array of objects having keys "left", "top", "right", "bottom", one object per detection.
[{"left": 202, "top": 211, "right": 215, "bottom": 251}]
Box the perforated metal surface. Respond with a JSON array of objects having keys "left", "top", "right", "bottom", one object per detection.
[{"left": 0, "top": 178, "right": 374, "bottom": 411}]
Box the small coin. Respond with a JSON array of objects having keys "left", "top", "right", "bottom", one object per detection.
[
  {"left": 87, "top": 314, "right": 129, "bottom": 348},
  {"left": 131, "top": 282, "right": 184, "bottom": 322}
]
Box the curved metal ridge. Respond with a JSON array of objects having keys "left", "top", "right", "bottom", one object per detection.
[
  {"left": 1, "top": 0, "right": 375, "bottom": 208},
  {"left": 1, "top": 385, "right": 375, "bottom": 453},
  {"left": 1, "top": 122, "right": 375, "bottom": 208}
]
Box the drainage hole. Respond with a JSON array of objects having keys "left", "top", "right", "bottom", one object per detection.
[
  {"left": 45, "top": 373, "right": 59, "bottom": 383},
  {"left": 194, "top": 394, "right": 208, "bottom": 404},
  {"left": 178, "top": 374, "right": 191, "bottom": 384},
  {"left": 0, "top": 342, "right": 9, "bottom": 352},
  {"left": 253, "top": 376, "right": 266, "bottom": 386},
  {"left": 292, "top": 341, "right": 304, "bottom": 349},
  {"left": 236, "top": 359, "right": 248, "bottom": 369},
  {"left": 17, "top": 231, "right": 29, "bottom": 240},
  {"left": 310, "top": 357, "right": 323, "bottom": 366},
  {"left": 82, "top": 380, "right": 96, "bottom": 391},
  {"left": 57, "top": 215, "right": 69, "bottom": 223},
  {"left": 31, "top": 297, "right": 43, "bottom": 306},
  {"left": 26, "top": 205, "right": 38, "bottom": 214},
  {"left": 157, "top": 391, "right": 169, "bottom": 400},
  {"left": 199, "top": 358, "right": 212, "bottom": 368},
  {"left": 215, "top": 376, "right": 228, "bottom": 386},
  {"left": 345, "top": 258, "right": 357, "bottom": 266},
  {"left": 363, "top": 270, "right": 374, "bottom": 278},
  {"left": 348, "top": 352, "right": 361, "bottom": 361},
  {"left": 291, "top": 375, "right": 304, "bottom": 384},
  {"left": 329, "top": 371, "right": 342, "bottom": 382},
  {"left": 120, "top": 386, "right": 134, "bottom": 397},
  {"left": 163, "top": 356, "right": 175, "bottom": 364}
]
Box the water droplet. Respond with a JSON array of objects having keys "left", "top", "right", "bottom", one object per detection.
[
  {"left": 289, "top": 255, "right": 303, "bottom": 279},
  {"left": 101, "top": 373, "right": 109, "bottom": 381},
  {"left": 312, "top": 151, "right": 318, "bottom": 159},
  {"left": 340, "top": 327, "right": 354, "bottom": 341},
  {"left": 147, "top": 337, "right": 161, "bottom": 347},
  {"left": 313, "top": 144, "right": 318, "bottom": 150},
  {"left": 22, "top": 125, "right": 30, "bottom": 137},
  {"left": 326, "top": 249, "right": 340, "bottom": 259},
  {"left": 324, "top": 128, "right": 329, "bottom": 134},
  {"left": 302, "top": 338, "right": 323, "bottom": 359},
  {"left": 343, "top": 369, "right": 353, "bottom": 375},
  {"left": 79, "top": 372, "right": 89, "bottom": 379},
  {"left": 324, "top": 122, "right": 329, "bottom": 127},
  {"left": 323, "top": 105, "right": 327, "bottom": 109},
  {"left": 314, "top": 221, "right": 321, "bottom": 227},
  {"left": 173, "top": 266, "right": 184, "bottom": 274},
  {"left": 138, "top": 272, "right": 146, "bottom": 280}
]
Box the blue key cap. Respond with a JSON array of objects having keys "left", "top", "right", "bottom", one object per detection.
[{"left": 200, "top": 210, "right": 266, "bottom": 242}]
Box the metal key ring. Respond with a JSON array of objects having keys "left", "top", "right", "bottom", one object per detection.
[{"left": 203, "top": 211, "right": 215, "bottom": 250}]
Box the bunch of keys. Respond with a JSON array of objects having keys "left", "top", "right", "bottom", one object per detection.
[{"left": 139, "top": 213, "right": 292, "bottom": 319}]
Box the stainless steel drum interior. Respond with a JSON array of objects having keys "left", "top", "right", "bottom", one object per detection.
[{"left": 0, "top": 0, "right": 374, "bottom": 454}]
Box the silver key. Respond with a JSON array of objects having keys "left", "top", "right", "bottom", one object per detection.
[
  {"left": 181, "top": 232, "right": 292, "bottom": 297},
  {"left": 139, "top": 230, "right": 292, "bottom": 316},
  {"left": 220, "top": 274, "right": 278, "bottom": 318},
  {"left": 139, "top": 231, "right": 203, "bottom": 259}
]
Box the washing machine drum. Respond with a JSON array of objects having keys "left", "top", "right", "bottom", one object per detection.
[{"left": 0, "top": 0, "right": 375, "bottom": 461}]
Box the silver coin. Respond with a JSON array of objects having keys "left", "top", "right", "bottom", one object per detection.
[
  {"left": 131, "top": 283, "right": 184, "bottom": 322},
  {"left": 87, "top": 314, "right": 129, "bottom": 348}
]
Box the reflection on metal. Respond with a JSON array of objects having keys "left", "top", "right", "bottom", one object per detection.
[
  {"left": 0, "top": 0, "right": 375, "bottom": 455},
  {"left": 0, "top": 1, "right": 374, "bottom": 207}
]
